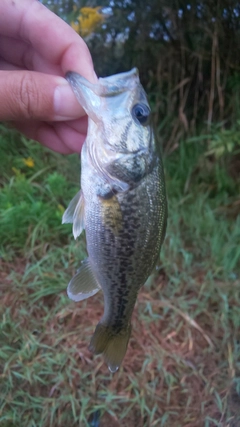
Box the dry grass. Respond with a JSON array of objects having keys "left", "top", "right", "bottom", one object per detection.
[{"left": 1, "top": 259, "right": 239, "bottom": 427}]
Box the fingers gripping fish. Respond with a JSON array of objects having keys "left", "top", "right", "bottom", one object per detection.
[{"left": 62, "top": 68, "right": 167, "bottom": 373}]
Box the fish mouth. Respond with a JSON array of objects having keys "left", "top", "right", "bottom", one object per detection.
[
  {"left": 99, "top": 68, "right": 139, "bottom": 94},
  {"left": 66, "top": 68, "right": 140, "bottom": 97}
]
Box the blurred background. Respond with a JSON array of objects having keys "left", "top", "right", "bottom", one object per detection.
[{"left": 1, "top": 1, "right": 240, "bottom": 426}]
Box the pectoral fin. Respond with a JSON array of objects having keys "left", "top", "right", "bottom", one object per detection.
[
  {"left": 62, "top": 190, "right": 85, "bottom": 239},
  {"left": 62, "top": 191, "right": 81, "bottom": 224},
  {"left": 67, "top": 259, "right": 101, "bottom": 302},
  {"left": 72, "top": 192, "right": 85, "bottom": 239}
]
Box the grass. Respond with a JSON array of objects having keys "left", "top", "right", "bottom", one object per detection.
[{"left": 0, "top": 125, "right": 240, "bottom": 426}]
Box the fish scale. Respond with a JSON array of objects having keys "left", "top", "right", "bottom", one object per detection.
[{"left": 62, "top": 68, "right": 167, "bottom": 372}]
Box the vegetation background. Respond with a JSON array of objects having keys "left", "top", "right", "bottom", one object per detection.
[{"left": 0, "top": 1, "right": 240, "bottom": 426}]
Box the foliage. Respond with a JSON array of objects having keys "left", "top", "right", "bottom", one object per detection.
[
  {"left": 205, "top": 122, "right": 240, "bottom": 158},
  {"left": 0, "top": 126, "right": 79, "bottom": 259}
]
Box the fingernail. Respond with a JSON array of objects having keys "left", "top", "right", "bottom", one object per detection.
[{"left": 54, "top": 79, "right": 85, "bottom": 120}]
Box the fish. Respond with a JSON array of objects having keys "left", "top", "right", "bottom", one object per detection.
[{"left": 62, "top": 68, "right": 167, "bottom": 373}]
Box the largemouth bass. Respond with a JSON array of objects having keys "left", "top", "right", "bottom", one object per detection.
[{"left": 63, "top": 68, "right": 167, "bottom": 372}]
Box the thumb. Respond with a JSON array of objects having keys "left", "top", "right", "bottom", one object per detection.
[{"left": 0, "top": 70, "right": 84, "bottom": 121}]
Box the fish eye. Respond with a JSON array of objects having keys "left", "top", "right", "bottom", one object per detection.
[{"left": 132, "top": 103, "right": 151, "bottom": 126}]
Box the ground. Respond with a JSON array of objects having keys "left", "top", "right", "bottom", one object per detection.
[{"left": 0, "top": 129, "right": 239, "bottom": 426}]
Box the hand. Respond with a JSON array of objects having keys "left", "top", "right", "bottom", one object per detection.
[{"left": 0, "top": 0, "right": 98, "bottom": 153}]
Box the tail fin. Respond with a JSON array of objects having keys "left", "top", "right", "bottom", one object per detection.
[{"left": 89, "top": 323, "right": 131, "bottom": 373}]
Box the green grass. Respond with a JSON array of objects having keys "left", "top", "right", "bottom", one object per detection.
[{"left": 0, "top": 126, "right": 240, "bottom": 426}]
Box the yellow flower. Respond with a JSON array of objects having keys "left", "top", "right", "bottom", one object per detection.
[
  {"left": 71, "top": 7, "right": 105, "bottom": 37},
  {"left": 22, "top": 157, "right": 35, "bottom": 168},
  {"left": 71, "top": 21, "right": 79, "bottom": 33}
]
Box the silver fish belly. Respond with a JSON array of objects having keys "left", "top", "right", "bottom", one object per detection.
[{"left": 62, "top": 68, "right": 167, "bottom": 372}]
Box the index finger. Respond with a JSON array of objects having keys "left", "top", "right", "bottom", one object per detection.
[{"left": 0, "top": 0, "right": 97, "bottom": 83}]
